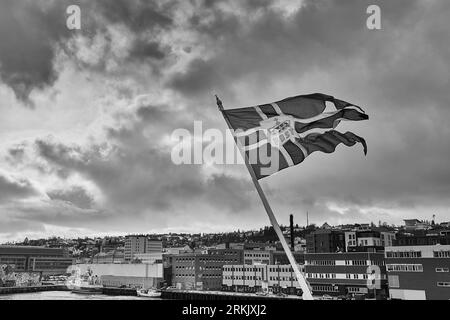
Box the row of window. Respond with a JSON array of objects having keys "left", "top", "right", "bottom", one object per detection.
[
  {"left": 224, "top": 267, "right": 263, "bottom": 272},
  {"left": 307, "top": 260, "right": 336, "bottom": 266},
  {"left": 347, "top": 287, "right": 368, "bottom": 293},
  {"left": 312, "top": 285, "right": 339, "bottom": 292},
  {"left": 386, "top": 251, "right": 422, "bottom": 258},
  {"left": 434, "top": 251, "right": 450, "bottom": 258},
  {"left": 224, "top": 275, "right": 262, "bottom": 281},
  {"left": 268, "top": 267, "right": 293, "bottom": 273},
  {"left": 175, "top": 258, "right": 239, "bottom": 263},
  {"left": 386, "top": 264, "right": 423, "bottom": 272},
  {"left": 351, "top": 260, "right": 368, "bottom": 266},
  {"left": 307, "top": 273, "right": 338, "bottom": 279},
  {"left": 436, "top": 268, "right": 449, "bottom": 272},
  {"left": 244, "top": 253, "right": 269, "bottom": 258},
  {"left": 306, "top": 259, "right": 375, "bottom": 266}
]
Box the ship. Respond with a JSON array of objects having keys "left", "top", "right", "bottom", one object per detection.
[{"left": 66, "top": 268, "right": 103, "bottom": 295}]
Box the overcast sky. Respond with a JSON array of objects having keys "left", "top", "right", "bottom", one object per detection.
[{"left": 1, "top": 0, "right": 449, "bottom": 242}]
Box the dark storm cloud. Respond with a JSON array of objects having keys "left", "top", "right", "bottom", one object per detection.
[
  {"left": 168, "top": 0, "right": 421, "bottom": 98},
  {"left": 166, "top": 0, "right": 450, "bottom": 223},
  {"left": 91, "top": 0, "right": 173, "bottom": 32},
  {"left": 2, "top": 0, "right": 450, "bottom": 235},
  {"left": 0, "top": 174, "right": 39, "bottom": 201},
  {"left": 47, "top": 186, "right": 95, "bottom": 210},
  {"left": 0, "top": 0, "right": 174, "bottom": 104},
  {"left": 0, "top": 0, "right": 71, "bottom": 105},
  {"left": 30, "top": 102, "right": 256, "bottom": 227}
]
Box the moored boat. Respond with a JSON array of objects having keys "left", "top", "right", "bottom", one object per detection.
[
  {"left": 71, "top": 284, "right": 103, "bottom": 295},
  {"left": 136, "top": 288, "right": 161, "bottom": 298}
]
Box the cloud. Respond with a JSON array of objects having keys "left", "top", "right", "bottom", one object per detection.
[
  {"left": 0, "top": 0, "right": 72, "bottom": 105},
  {"left": 1, "top": 0, "right": 450, "bottom": 239},
  {"left": 0, "top": 0, "right": 175, "bottom": 105},
  {"left": 11, "top": 99, "right": 259, "bottom": 232},
  {"left": 0, "top": 173, "right": 40, "bottom": 201},
  {"left": 47, "top": 186, "right": 95, "bottom": 210}
]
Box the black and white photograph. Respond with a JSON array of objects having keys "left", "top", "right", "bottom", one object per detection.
[{"left": 0, "top": 0, "right": 449, "bottom": 314}]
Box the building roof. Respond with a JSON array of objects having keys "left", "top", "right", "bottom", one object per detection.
[{"left": 0, "top": 245, "right": 64, "bottom": 256}]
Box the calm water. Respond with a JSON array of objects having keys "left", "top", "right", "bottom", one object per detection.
[{"left": 0, "top": 291, "right": 161, "bottom": 300}]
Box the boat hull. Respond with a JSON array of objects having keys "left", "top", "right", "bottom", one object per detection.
[{"left": 71, "top": 286, "right": 103, "bottom": 295}]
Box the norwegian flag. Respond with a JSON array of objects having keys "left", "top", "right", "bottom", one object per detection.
[{"left": 220, "top": 93, "right": 368, "bottom": 179}]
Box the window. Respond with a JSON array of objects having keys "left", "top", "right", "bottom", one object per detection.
[
  {"left": 388, "top": 275, "right": 400, "bottom": 288},
  {"left": 386, "top": 251, "right": 422, "bottom": 258},
  {"left": 436, "top": 268, "right": 449, "bottom": 273},
  {"left": 437, "top": 282, "right": 450, "bottom": 287},
  {"left": 352, "top": 260, "right": 367, "bottom": 266}
]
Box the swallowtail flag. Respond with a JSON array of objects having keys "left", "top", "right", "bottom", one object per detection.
[{"left": 220, "top": 93, "right": 368, "bottom": 179}]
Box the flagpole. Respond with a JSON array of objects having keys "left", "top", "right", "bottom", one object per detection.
[{"left": 215, "top": 95, "right": 314, "bottom": 300}]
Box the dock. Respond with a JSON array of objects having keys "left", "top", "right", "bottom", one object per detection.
[
  {"left": 161, "top": 290, "right": 302, "bottom": 301},
  {"left": 0, "top": 285, "right": 69, "bottom": 295}
]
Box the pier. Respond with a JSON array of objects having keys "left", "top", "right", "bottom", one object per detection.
[
  {"left": 161, "top": 290, "right": 302, "bottom": 301},
  {"left": 0, "top": 285, "right": 69, "bottom": 295}
]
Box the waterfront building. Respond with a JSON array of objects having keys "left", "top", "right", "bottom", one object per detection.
[
  {"left": 171, "top": 249, "right": 243, "bottom": 291},
  {"left": 0, "top": 246, "right": 73, "bottom": 276},
  {"left": 385, "top": 245, "right": 450, "bottom": 300},
  {"left": 304, "top": 252, "right": 388, "bottom": 298},
  {"left": 68, "top": 263, "right": 163, "bottom": 289},
  {"left": 222, "top": 264, "right": 304, "bottom": 295}
]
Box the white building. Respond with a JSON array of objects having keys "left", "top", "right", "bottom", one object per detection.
[
  {"left": 222, "top": 264, "right": 305, "bottom": 294},
  {"left": 68, "top": 263, "right": 163, "bottom": 288}
]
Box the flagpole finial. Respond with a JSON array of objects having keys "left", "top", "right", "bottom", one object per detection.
[{"left": 215, "top": 94, "right": 224, "bottom": 111}]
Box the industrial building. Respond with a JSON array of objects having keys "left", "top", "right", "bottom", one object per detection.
[
  {"left": 304, "top": 252, "right": 388, "bottom": 298},
  {"left": 171, "top": 249, "right": 243, "bottom": 291},
  {"left": 0, "top": 246, "right": 73, "bottom": 276},
  {"left": 385, "top": 245, "right": 450, "bottom": 300},
  {"left": 222, "top": 264, "right": 304, "bottom": 295}
]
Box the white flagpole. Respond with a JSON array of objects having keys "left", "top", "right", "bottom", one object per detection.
[{"left": 216, "top": 95, "right": 314, "bottom": 300}]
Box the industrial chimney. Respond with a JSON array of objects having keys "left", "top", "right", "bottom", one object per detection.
[{"left": 290, "top": 214, "right": 295, "bottom": 251}]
